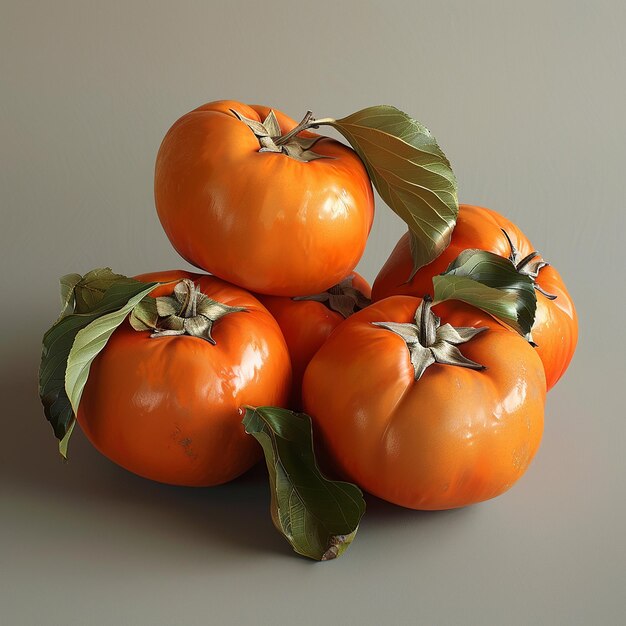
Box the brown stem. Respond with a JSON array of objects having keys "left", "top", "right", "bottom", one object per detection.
[
  {"left": 274, "top": 112, "right": 336, "bottom": 145},
  {"left": 419, "top": 295, "right": 436, "bottom": 347},
  {"left": 274, "top": 111, "right": 315, "bottom": 145},
  {"left": 176, "top": 280, "right": 198, "bottom": 317},
  {"left": 232, "top": 108, "right": 336, "bottom": 163}
]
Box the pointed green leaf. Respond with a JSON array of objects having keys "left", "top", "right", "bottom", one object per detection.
[
  {"left": 242, "top": 406, "right": 365, "bottom": 561},
  {"left": 65, "top": 283, "right": 157, "bottom": 415},
  {"left": 432, "top": 249, "right": 537, "bottom": 339},
  {"left": 58, "top": 419, "right": 76, "bottom": 459},
  {"left": 330, "top": 106, "right": 458, "bottom": 273},
  {"left": 39, "top": 272, "right": 159, "bottom": 457},
  {"left": 57, "top": 273, "right": 82, "bottom": 320},
  {"left": 74, "top": 267, "right": 134, "bottom": 313}
]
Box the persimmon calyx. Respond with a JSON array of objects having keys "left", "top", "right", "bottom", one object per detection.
[
  {"left": 230, "top": 108, "right": 334, "bottom": 163},
  {"left": 293, "top": 276, "right": 371, "bottom": 318},
  {"left": 373, "top": 296, "right": 488, "bottom": 381},
  {"left": 501, "top": 229, "right": 557, "bottom": 300},
  {"left": 138, "top": 279, "right": 246, "bottom": 344}
]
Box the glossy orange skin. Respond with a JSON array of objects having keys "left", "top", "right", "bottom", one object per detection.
[
  {"left": 257, "top": 273, "right": 371, "bottom": 409},
  {"left": 372, "top": 205, "right": 578, "bottom": 390},
  {"left": 77, "top": 271, "right": 291, "bottom": 487},
  {"left": 302, "top": 296, "right": 546, "bottom": 510},
  {"left": 155, "top": 100, "right": 375, "bottom": 296}
]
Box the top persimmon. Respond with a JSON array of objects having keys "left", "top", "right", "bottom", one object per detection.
[{"left": 155, "top": 100, "right": 375, "bottom": 296}]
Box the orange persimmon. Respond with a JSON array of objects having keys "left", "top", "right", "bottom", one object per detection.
[
  {"left": 302, "top": 296, "right": 546, "bottom": 510},
  {"left": 155, "top": 101, "right": 374, "bottom": 296},
  {"left": 372, "top": 205, "right": 577, "bottom": 389},
  {"left": 77, "top": 271, "right": 291, "bottom": 486},
  {"left": 257, "top": 273, "right": 371, "bottom": 408}
]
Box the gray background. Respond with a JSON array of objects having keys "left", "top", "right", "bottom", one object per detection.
[{"left": 2, "top": 1, "right": 625, "bottom": 624}]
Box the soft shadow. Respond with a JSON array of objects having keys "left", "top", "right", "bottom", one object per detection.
[
  {"left": 3, "top": 360, "right": 289, "bottom": 559},
  {"left": 363, "top": 492, "right": 476, "bottom": 524},
  {"left": 5, "top": 357, "right": 472, "bottom": 561}
]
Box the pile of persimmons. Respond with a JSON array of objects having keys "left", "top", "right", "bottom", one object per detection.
[{"left": 40, "top": 101, "right": 577, "bottom": 560}]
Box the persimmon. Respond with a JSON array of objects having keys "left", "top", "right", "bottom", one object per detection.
[
  {"left": 155, "top": 101, "right": 374, "bottom": 296},
  {"left": 76, "top": 270, "right": 291, "bottom": 486},
  {"left": 257, "top": 273, "right": 371, "bottom": 408},
  {"left": 372, "top": 205, "right": 577, "bottom": 389},
  {"left": 302, "top": 296, "right": 546, "bottom": 510}
]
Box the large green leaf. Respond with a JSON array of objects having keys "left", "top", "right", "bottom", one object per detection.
[
  {"left": 330, "top": 106, "right": 458, "bottom": 274},
  {"left": 242, "top": 406, "right": 365, "bottom": 561},
  {"left": 432, "top": 249, "right": 537, "bottom": 339},
  {"left": 65, "top": 283, "right": 157, "bottom": 416},
  {"left": 39, "top": 273, "right": 158, "bottom": 457}
]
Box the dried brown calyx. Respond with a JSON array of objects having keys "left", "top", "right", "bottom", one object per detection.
[
  {"left": 373, "top": 296, "right": 488, "bottom": 381},
  {"left": 231, "top": 109, "right": 335, "bottom": 163},
  {"left": 293, "top": 276, "right": 371, "bottom": 318},
  {"left": 501, "top": 229, "right": 557, "bottom": 300},
  {"left": 130, "top": 279, "right": 246, "bottom": 344}
]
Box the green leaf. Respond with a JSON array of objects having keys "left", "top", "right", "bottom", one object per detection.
[
  {"left": 432, "top": 249, "right": 537, "bottom": 339},
  {"left": 129, "top": 296, "right": 159, "bottom": 331},
  {"left": 59, "top": 419, "right": 76, "bottom": 460},
  {"left": 57, "top": 273, "right": 82, "bottom": 320},
  {"left": 73, "top": 267, "right": 133, "bottom": 313},
  {"left": 65, "top": 283, "right": 157, "bottom": 415},
  {"left": 242, "top": 406, "right": 366, "bottom": 561},
  {"left": 330, "top": 106, "right": 458, "bottom": 273},
  {"left": 39, "top": 273, "right": 158, "bottom": 457}
]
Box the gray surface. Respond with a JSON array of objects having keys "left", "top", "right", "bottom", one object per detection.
[{"left": 1, "top": 1, "right": 625, "bottom": 624}]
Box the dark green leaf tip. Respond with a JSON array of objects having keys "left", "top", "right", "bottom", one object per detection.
[
  {"left": 242, "top": 406, "right": 365, "bottom": 561},
  {"left": 432, "top": 249, "right": 538, "bottom": 338},
  {"left": 331, "top": 105, "right": 458, "bottom": 272},
  {"left": 39, "top": 270, "right": 159, "bottom": 458}
]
